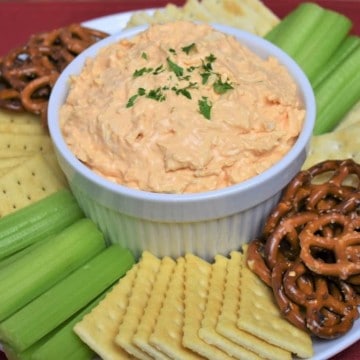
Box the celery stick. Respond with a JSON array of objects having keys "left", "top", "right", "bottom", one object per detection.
[
  {"left": 4, "top": 291, "right": 109, "bottom": 360},
  {"left": 265, "top": 3, "right": 324, "bottom": 57},
  {"left": 0, "top": 189, "right": 84, "bottom": 260},
  {"left": 0, "top": 239, "right": 48, "bottom": 270},
  {"left": 313, "top": 69, "right": 360, "bottom": 134},
  {"left": 0, "top": 245, "right": 134, "bottom": 352},
  {"left": 0, "top": 218, "right": 105, "bottom": 321},
  {"left": 294, "top": 9, "right": 352, "bottom": 82},
  {"left": 312, "top": 35, "right": 360, "bottom": 88},
  {"left": 313, "top": 45, "right": 360, "bottom": 134}
]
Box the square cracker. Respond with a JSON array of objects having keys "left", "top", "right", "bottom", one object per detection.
[
  {"left": 115, "top": 251, "right": 161, "bottom": 360},
  {"left": 199, "top": 255, "right": 262, "bottom": 360},
  {"left": 237, "top": 264, "right": 313, "bottom": 358},
  {"left": 149, "top": 257, "right": 202, "bottom": 360},
  {"left": 0, "top": 133, "right": 53, "bottom": 158},
  {"left": 133, "top": 256, "right": 176, "bottom": 360},
  {"left": 0, "top": 110, "right": 40, "bottom": 125},
  {"left": 74, "top": 264, "right": 139, "bottom": 360},
  {"left": 0, "top": 153, "right": 66, "bottom": 217},
  {"left": 216, "top": 251, "right": 292, "bottom": 360},
  {"left": 183, "top": 254, "right": 233, "bottom": 360}
]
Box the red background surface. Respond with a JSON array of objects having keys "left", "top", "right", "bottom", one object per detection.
[{"left": 0, "top": 1, "right": 359, "bottom": 359}]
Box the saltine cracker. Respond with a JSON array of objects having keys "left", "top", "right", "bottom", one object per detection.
[
  {"left": 183, "top": 254, "right": 233, "bottom": 360},
  {"left": 198, "top": 255, "right": 262, "bottom": 360},
  {"left": 115, "top": 251, "right": 161, "bottom": 360},
  {"left": 74, "top": 264, "right": 139, "bottom": 360},
  {"left": 216, "top": 251, "right": 292, "bottom": 360},
  {"left": 133, "top": 256, "right": 176, "bottom": 360},
  {"left": 149, "top": 257, "right": 203, "bottom": 359}
]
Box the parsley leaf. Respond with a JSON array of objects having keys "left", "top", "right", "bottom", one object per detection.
[
  {"left": 146, "top": 87, "right": 166, "bottom": 102},
  {"left": 167, "top": 57, "right": 184, "bottom": 77},
  {"left": 141, "top": 52, "right": 148, "bottom": 60},
  {"left": 213, "top": 77, "right": 234, "bottom": 94},
  {"left": 198, "top": 96, "right": 212, "bottom": 120},
  {"left": 133, "top": 67, "right": 153, "bottom": 77},
  {"left": 200, "top": 72, "right": 211, "bottom": 85},
  {"left": 126, "top": 94, "right": 138, "bottom": 108},
  {"left": 182, "top": 43, "right": 196, "bottom": 55}
]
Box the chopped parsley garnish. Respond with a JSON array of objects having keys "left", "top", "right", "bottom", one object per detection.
[
  {"left": 127, "top": 47, "right": 233, "bottom": 119},
  {"left": 198, "top": 96, "right": 212, "bottom": 120},
  {"left": 202, "top": 54, "right": 216, "bottom": 72},
  {"left": 200, "top": 72, "right": 212, "bottom": 85},
  {"left": 213, "top": 77, "right": 234, "bottom": 94},
  {"left": 126, "top": 94, "right": 138, "bottom": 108},
  {"left": 181, "top": 43, "right": 196, "bottom": 55},
  {"left": 166, "top": 57, "right": 184, "bottom": 77},
  {"left": 147, "top": 87, "right": 166, "bottom": 102},
  {"left": 133, "top": 67, "right": 153, "bottom": 77},
  {"left": 153, "top": 64, "right": 165, "bottom": 75},
  {"left": 171, "top": 82, "right": 198, "bottom": 99}
]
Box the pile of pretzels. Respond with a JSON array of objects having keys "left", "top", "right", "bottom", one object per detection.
[
  {"left": 247, "top": 159, "right": 360, "bottom": 339},
  {"left": 0, "top": 24, "right": 108, "bottom": 125}
]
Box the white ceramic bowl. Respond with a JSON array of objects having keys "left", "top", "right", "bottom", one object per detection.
[{"left": 48, "top": 24, "right": 316, "bottom": 260}]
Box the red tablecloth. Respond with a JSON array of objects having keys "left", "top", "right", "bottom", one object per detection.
[{"left": 0, "top": 1, "right": 359, "bottom": 359}]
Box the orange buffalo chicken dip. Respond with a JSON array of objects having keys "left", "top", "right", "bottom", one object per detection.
[{"left": 60, "top": 21, "right": 305, "bottom": 193}]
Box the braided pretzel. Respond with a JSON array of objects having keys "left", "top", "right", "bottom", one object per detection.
[
  {"left": 272, "top": 260, "right": 359, "bottom": 339},
  {"left": 300, "top": 212, "right": 360, "bottom": 280},
  {"left": 0, "top": 24, "right": 108, "bottom": 125},
  {"left": 246, "top": 239, "right": 272, "bottom": 286},
  {"left": 264, "top": 211, "right": 318, "bottom": 270}
]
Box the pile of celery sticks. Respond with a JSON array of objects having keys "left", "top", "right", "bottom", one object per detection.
[
  {"left": 266, "top": 2, "right": 360, "bottom": 135},
  {"left": 0, "top": 190, "right": 135, "bottom": 360}
]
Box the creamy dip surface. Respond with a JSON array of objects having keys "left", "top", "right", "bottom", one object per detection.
[{"left": 60, "top": 21, "right": 305, "bottom": 194}]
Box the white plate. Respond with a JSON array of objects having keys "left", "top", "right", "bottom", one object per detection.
[{"left": 84, "top": 9, "right": 359, "bottom": 360}]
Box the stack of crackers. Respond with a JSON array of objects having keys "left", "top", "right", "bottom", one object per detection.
[
  {"left": 74, "top": 249, "right": 313, "bottom": 360},
  {"left": 0, "top": 110, "right": 68, "bottom": 218},
  {"left": 125, "top": 0, "right": 280, "bottom": 37}
]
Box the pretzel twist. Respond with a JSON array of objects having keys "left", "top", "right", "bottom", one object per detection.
[{"left": 0, "top": 24, "right": 108, "bottom": 125}]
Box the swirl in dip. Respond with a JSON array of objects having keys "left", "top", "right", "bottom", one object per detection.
[{"left": 60, "top": 21, "right": 305, "bottom": 194}]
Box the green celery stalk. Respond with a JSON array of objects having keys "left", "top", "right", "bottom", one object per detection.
[
  {"left": 312, "top": 35, "right": 360, "bottom": 88},
  {"left": 293, "top": 8, "right": 352, "bottom": 82},
  {"left": 0, "top": 218, "right": 106, "bottom": 321},
  {"left": 313, "top": 44, "right": 360, "bottom": 134},
  {"left": 0, "top": 245, "right": 134, "bottom": 352},
  {"left": 313, "top": 68, "right": 360, "bottom": 134},
  {"left": 0, "top": 239, "right": 49, "bottom": 270},
  {"left": 265, "top": 2, "right": 324, "bottom": 57},
  {"left": 0, "top": 189, "right": 84, "bottom": 260},
  {"left": 3, "top": 291, "right": 109, "bottom": 360}
]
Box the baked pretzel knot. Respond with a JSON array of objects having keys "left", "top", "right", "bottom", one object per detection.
[
  {"left": 0, "top": 24, "right": 108, "bottom": 125},
  {"left": 246, "top": 159, "right": 360, "bottom": 339}
]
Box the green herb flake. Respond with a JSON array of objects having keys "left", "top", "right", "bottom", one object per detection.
[
  {"left": 166, "top": 57, "right": 184, "bottom": 77},
  {"left": 198, "top": 96, "right": 212, "bottom": 120},
  {"left": 169, "top": 48, "right": 177, "bottom": 55},
  {"left": 213, "top": 77, "right": 234, "bottom": 94},
  {"left": 181, "top": 43, "right": 196, "bottom": 55},
  {"left": 200, "top": 72, "right": 211, "bottom": 85},
  {"left": 147, "top": 88, "right": 166, "bottom": 102},
  {"left": 133, "top": 67, "right": 153, "bottom": 78},
  {"left": 126, "top": 94, "right": 138, "bottom": 108},
  {"left": 202, "top": 53, "right": 216, "bottom": 72},
  {"left": 153, "top": 64, "right": 165, "bottom": 75},
  {"left": 141, "top": 52, "right": 148, "bottom": 60}
]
